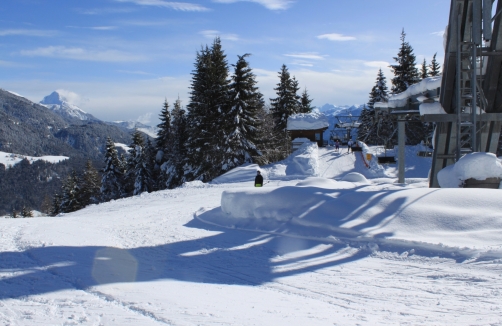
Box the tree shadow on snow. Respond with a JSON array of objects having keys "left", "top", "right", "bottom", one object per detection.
[{"left": 0, "top": 191, "right": 474, "bottom": 300}]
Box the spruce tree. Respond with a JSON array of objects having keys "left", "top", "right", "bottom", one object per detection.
[
  {"left": 59, "top": 170, "right": 83, "bottom": 213},
  {"left": 299, "top": 88, "right": 314, "bottom": 113},
  {"left": 80, "top": 160, "right": 101, "bottom": 206},
  {"left": 21, "top": 206, "right": 33, "bottom": 218},
  {"left": 51, "top": 193, "right": 61, "bottom": 216},
  {"left": 155, "top": 99, "right": 171, "bottom": 176},
  {"left": 368, "top": 69, "right": 389, "bottom": 109},
  {"left": 429, "top": 53, "right": 441, "bottom": 77},
  {"left": 390, "top": 29, "right": 420, "bottom": 94},
  {"left": 126, "top": 129, "right": 152, "bottom": 196},
  {"left": 184, "top": 37, "right": 231, "bottom": 182},
  {"left": 270, "top": 64, "right": 301, "bottom": 132},
  {"left": 164, "top": 97, "right": 188, "bottom": 189},
  {"left": 222, "top": 53, "right": 265, "bottom": 172},
  {"left": 420, "top": 58, "right": 429, "bottom": 80},
  {"left": 101, "top": 137, "right": 126, "bottom": 201}
]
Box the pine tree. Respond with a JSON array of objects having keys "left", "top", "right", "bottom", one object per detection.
[
  {"left": 101, "top": 137, "right": 126, "bottom": 201},
  {"left": 80, "top": 160, "right": 101, "bottom": 206},
  {"left": 222, "top": 53, "right": 265, "bottom": 172},
  {"left": 164, "top": 97, "right": 188, "bottom": 189},
  {"left": 155, "top": 99, "right": 171, "bottom": 179},
  {"left": 270, "top": 64, "right": 301, "bottom": 132},
  {"left": 368, "top": 69, "right": 389, "bottom": 109},
  {"left": 299, "top": 87, "right": 314, "bottom": 113},
  {"left": 59, "top": 170, "right": 83, "bottom": 213},
  {"left": 21, "top": 206, "right": 33, "bottom": 218},
  {"left": 184, "top": 37, "right": 231, "bottom": 182},
  {"left": 126, "top": 129, "right": 152, "bottom": 196},
  {"left": 420, "top": 58, "right": 429, "bottom": 80},
  {"left": 390, "top": 29, "right": 420, "bottom": 94},
  {"left": 51, "top": 193, "right": 61, "bottom": 216},
  {"left": 429, "top": 53, "right": 441, "bottom": 77}
]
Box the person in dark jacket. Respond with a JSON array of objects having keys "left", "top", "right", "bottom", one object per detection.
[{"left": 254, "top": 171, "right": 263, "bottom": 187}]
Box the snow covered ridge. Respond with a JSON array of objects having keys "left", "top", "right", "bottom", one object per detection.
[
  {"left": 375, "top": 76, "right": 442, "bottom": 109},
  {"left": 0, "top": 151, "right": 68, "bottom": 168},
  {"left": 287, "top": 111, "right": 329, "bottom": 130}
]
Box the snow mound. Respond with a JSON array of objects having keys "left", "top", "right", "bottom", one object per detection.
[
  {"left": 212, "top": 163, "right": 263, "bottom": 184},
  {"left": 269, "top": 141, "right": 319, "bottom": 178},
  {"left": 180, "top": 180, "right": 210, "bottom": 189},
  {"left": 296, "top": 177, "right": 340, "bottom": 189},
  {"left": 341, "top": 172, "right": 370, "bottom": 184},
  {"left": 438, "top": 152, "right": 502, "bottom": 188},
  {"left": 216, "top": 184, "right": 502, "bottom": 251}
]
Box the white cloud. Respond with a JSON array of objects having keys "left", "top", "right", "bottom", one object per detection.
[
  {"left": 317, "top": 33, "right": 356, "bottom": 41},
  {"left": 55, "top": 89, "right": 82, "bottom": 105},
  {"left": 212, "top": 0, "right": 293, "bottom": 10},
  {"left": 0, "top": 29, "right": 58, "bottom": 37},
  {"left": 284, "top": 53, "right": 327, "bottom": 60},
  {"left": 364, "top": 61, "right": 390, "bottom": 68},
  {"left": 431, "top": 30, "right": 445, "bottom": 37},
  {"left": 136, "top": 112, "right": 152, "bottom": 124},
  {"left": 19, "top": 46, "right": 146, "bottom": 62},
  {"left": 114, "top": 0, "right": 210, "bottom": 11},
  {"left": 199, "top": 30, "right": 239, "bottom": 41}
]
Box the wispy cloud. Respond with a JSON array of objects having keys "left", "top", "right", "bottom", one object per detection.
[
  {"left": 431, "top": 30, "right": 445, "bottom": 37},
  {"left": 66, "top": 26, "right": 118, "bottom": 30},
  {"left": 364, "top": 61, "right": 390, "bottom": 68},
  {"left": 19, "top": 46, "right": 145, "bottom": 62},
  {"left": 317, "top": 33, "right": 356, "bottom": 41},
  {"left": 118, "top": 70, "right": 153, "bottom": 75},
  {"left": 284, "top": 52, "right": 327, "bottom": 60},
  {"left": 114, "top": 0, "right": 210, "bottom": 11},
  {"left": 0, "top": 29, "right": 58, "bottom": 37},
  {"left": 79, "top": 7, "right": 136, "bottom": 15},
  {"left": 200, "top": 30, "right": 239, "bottom": 41},
  {"left": 213, "top": 0, "right": 293, "bottom": 10}
]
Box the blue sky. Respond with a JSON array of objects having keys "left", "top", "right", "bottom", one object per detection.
[{"left": 0, "top": 0, "right": 449, "bottom": 124}]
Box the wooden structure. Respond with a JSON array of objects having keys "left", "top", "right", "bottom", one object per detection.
[{"left": 289, "top": 127, "right": 328, "bottom": 148}]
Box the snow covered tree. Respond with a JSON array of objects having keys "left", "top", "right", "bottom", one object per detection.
[
  {"left": 101, "top": 137, "right": 126, "bottom": 201},
  {"left": 21, "top": 206, "right": 33, "bottom": 218},
  {"left": 429, "top": 53, "right": 441, "bottom": 77},
  {"left": 368, "top": 69, "right": 389, "bottom": 109},
  {"left": 59, "top": 170, "right": 83, "bottom": 213},
  {"left": 184, "top": 37, "right": 231, "bottom": 182},
  {"left": 163, "top": 97, "right": 188, "bottom": 189},
  {"left": 420, "top": 58, "right": 429, "bottom": 80},
  {"left": 155, "top": 99, "right": 171, "bottom": 177},
  {"left": 299, "top": 87, "right": 314, "bottom": 113},
  {"left": 390, "top": 30, "right": 420, "bottom": 94},
  {"left": 124, "top": 129, "right": 153, "bottom": 196},
  {"left": 50, "top": 193, "right": 61, "bottom": 216},
  {"left": 270, "top": 64, "right": 301, "bottom": 132},
  {"left": 221, "top": 53, "right": 265, "bottom": 173},
  {"left": 80, "top": 160, "right": 101, "bottom": 206}
]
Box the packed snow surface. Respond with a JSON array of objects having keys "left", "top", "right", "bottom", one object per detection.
[
  {"left": 287, "top": 111, "right": 329, "bottom": 130},
  {"left": 0, "top": 151, "right": 68, "bottom": 168},
  {"left": 1, "top": 144, "right": 502, "bottom": 325}
]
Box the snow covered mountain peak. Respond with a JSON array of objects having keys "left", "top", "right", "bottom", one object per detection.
[{"left": 40, "top": 90, "right": 99, "bottom": 122}]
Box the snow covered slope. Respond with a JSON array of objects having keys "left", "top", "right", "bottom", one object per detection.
[
  {"left": 0, "top": 151, "right": 68, "bottom": 168},
  {"left": 1, "top": 144, "right": 501, "bottom": 325}
]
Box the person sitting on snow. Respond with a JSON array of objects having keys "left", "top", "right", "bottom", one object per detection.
[{"left": 254, "top": 171, "right": 263, "bottom": 187}]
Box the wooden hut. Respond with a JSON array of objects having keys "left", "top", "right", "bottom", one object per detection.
[{"left": 287, "top": 112, "right": 329, "bottom": 148}]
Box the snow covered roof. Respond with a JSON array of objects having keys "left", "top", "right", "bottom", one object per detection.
[
  {"left": 375, "top": 76, "right": 442, "bottom": 109},
  {"left": 419, "top": 102, "right": 446, "bottom": 115},
  {"left": 287, "top": 111, "right": 329, "bottom": 130}
]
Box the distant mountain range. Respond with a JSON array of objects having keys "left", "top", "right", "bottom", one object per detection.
[
  {"left": 317, "top": 103, "right": 364, "bottom": 143},
  {"left": 39, "top": 90, "right": 158, "bottom": 138}
]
